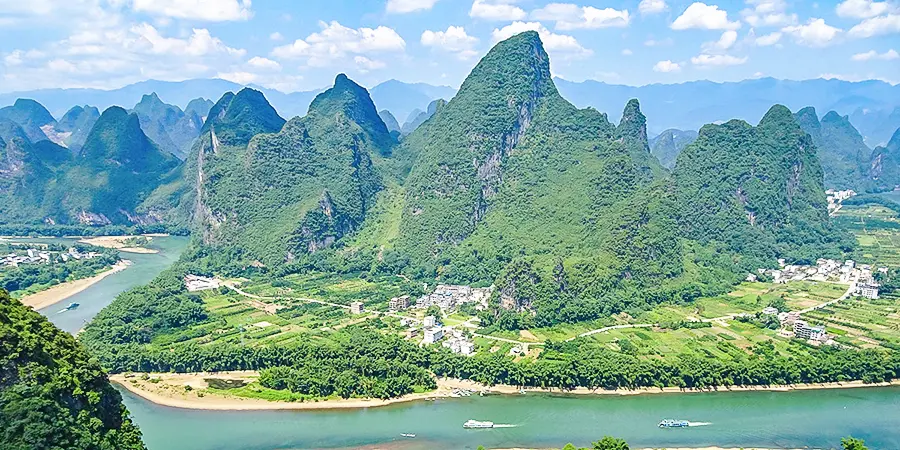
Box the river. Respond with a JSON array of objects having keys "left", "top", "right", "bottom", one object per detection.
[
  {"left": 14, "top": 234, "right": 900, "bottom": 449},
  {"left": 9, "top": 235, "right": 189, "bottom": 333},
  {"left": 121, "top": 387, "right": 900, "bottom": 450}
]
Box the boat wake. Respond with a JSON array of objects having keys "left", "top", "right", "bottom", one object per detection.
[
  {"left": 492, "top": 424, "right": 517, "bottom": 428},
  {"left": 687, "top": 422, "right": 712, "bottom": 427}
]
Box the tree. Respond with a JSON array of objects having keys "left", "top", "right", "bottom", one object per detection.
[
  {"left": 562, "top": 444, "right": 578, "bottom": 450},
  {"left": 593, "top": 436, "right": 629, "bottom": 450},
  {"left": 426, "top": 305, "right": 442, "bottom": 320},
  {"left": 841, "top": 437, "right": 868, "bottom": 450}
]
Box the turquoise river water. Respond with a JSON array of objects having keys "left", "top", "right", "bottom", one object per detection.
[{"left": 18, "top": 235, "right": 900, "bottom": 449}]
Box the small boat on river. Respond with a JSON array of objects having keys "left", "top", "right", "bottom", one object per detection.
[
  {"left": 658, "top": 419, "right": 690, "bottom": 428},
  {"left": 464, "top": 419, "right": 494, "bottom": 429},
  {"left": 400, "top": 433, "right": 416, "bottom": 438}
]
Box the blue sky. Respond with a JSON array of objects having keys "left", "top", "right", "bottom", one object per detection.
[{"left": 0, "top": 0, "right": 898, "bottom": 93}]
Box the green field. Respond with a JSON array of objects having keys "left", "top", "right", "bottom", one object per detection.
[{"left": 802, "top": 294, "right": 900, "bottom": 350}]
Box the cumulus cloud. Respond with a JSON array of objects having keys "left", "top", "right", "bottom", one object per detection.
[
  {"left": 130, "top": 23, "right": 246, "bottom": 57},
  {"left": 741, "top": 0, "right": 796, "bottom": 27},
  {"left": 622, "top": 48, "right": 633, "bottom": 55},
  {"left": 421, "top": 26, "right": 480, "bottom": 60},
  {"left": 270, "top": 32, "right": 283, "bottom": 41},
  {"left": 672, "top": 3, "right": 741, "bottom": 30},
  {"left": 271, "top": 21, "right": 405, "bottom": 67},
  {"left": 691, "top": 53, "right": 748, "bottom": 66},
  {"left": 246, "top": 56, "right": 281, "bottom": 71},
  {"left": 848, "top": 14, "right": 900, "bottom": 38},
  {"left": 755, "top": 31, "right": 782, "bottom": 45},
  {"left": 386, "top": 0, "right": 439, "bottom": 14},
  {"left": 701, "top": 30, "right": 738, "bottom": 52},
  {"left": 470, "top": 0, "right": 527, "bottom": 21},
  {"left": 851, "top": 48, "right": 899, "bottom": 60},
  {"left": 653, "top": 60, "right": 681, "bottom": 72},
  {"left": 639, "top": 0, "right": 668, "bottom": 15},
  {"left": 836, "top": 0, "right": 896, "bottom": 19},
  {"left": 781, "top": 18, "right": 842, "bottom": 47},
  {"left": 491, "top": 21, "right": 592, "bottom": 59},
  {"left": 131, "top": 0, "right": 253, "bottom": 22},
  {"left": 531, "top": 3, "right": 630, "bottom": 29}
]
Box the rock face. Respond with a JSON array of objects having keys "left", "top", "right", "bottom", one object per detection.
[
  {"left": 674, "top": 105, "right": 833, "bottom": 259},
  {"left": 650, "top": 128, "right": 698, "bottom": 169},
  {"left": 191, "top": 77, "right": 386, "bottom": 264}
]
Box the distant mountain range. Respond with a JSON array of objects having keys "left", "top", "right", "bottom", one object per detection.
[{"left": 4, "top": 77, "right": 898, "bottom": 147}]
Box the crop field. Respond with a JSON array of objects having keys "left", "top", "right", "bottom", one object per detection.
[{"left": 802, "top": 294, "right": 900, "bottom": 350}]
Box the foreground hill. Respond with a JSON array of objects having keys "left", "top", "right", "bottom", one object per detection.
[{"left": 0, "top": 290, "right": 145, "bottom": 449}]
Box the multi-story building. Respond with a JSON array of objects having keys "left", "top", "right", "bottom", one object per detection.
[
  {"left": 350, "top": 301, "right": 364, "bottom": 315},
  {"left": 389, "top": 295, "right": 410, "bottom": 311},
  {"left": 424, "top": 315, "right": 436, "bottom": 328},
  {"left": 423, "top": 326, "right": 444, "bottom": 344}
]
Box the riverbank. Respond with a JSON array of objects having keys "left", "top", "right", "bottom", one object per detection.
[
  {"left": 18, "top": 260, "right": 130, "bottom": 310},
  {"left": 78, "top": 235, "right": 159, "bottom": 254},
  {"left": 111, "top": 371, "right": 900, "bottom": 411}
]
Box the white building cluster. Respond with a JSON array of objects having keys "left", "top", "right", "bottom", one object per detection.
[
  {"left": 184, "top": 275, "right": 221, "bottom": 292},
  {"left": 414, "top": 314, "right": 476, "bottom": 355},
  {"left": 3, "top": 247, "right": 99, "bottom": 267},
  {"left": 415, "top": 284, "right": 494, "bottom": 311},
  {"left": 761, "top": 258, "right": 879, "bottom": 284},
  {"left": 826, "top": 189, "right": 856, "bottom": 214}
]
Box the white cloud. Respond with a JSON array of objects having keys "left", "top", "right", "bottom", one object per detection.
[
  {"left": 269, "top": 32, "right": 283, "bottom": 41},
  {"left": 131, "top": 0, "right": 253, "bottom": 22},
  {"left": 531, "top": 3, "right": 630, "bottom": 30},
  {"left": 653, "top": 60, "right": 681, "bottom": 72},
  {"left": 781, "top": 18, "right": 841, "bottom": 47},
  {"left": 247, "top": 56, "right": 281, "bottom": 71},
  {"left": 691, "top": 53, "right": 748, "bottom": 66},
  {"left": 491, "top": 21, "right": 592, "bottom": 58},
  {"left": 216, "top": 71, "right": 258, "bottom": 84},
  {"left": 836, "top": 0, "right": 896, "bottom": 19},
  {"left": 47, "top": 58, "right": 78, "bottom": 73},
  {"left": 755, "top": 31, "right": 782, "bottom": 45},
  {"left": 470, "top": 0, "right": 527, "bottom": 21},
  {"left": 421, "top": 26, "right": 480, "bottom": 60},
  {"left": 701, "top": 30, "right": 738, "bottom": 52},
  {"left": 354, "top": 55, "right": 386, "bottom": 72},
  {"left": 271, "top": 21, "right": 406, "bottom": 67},
  {"left": 386, "top": 0, "right": 439, "bottom": 14},
  {"left": 672, "top": 3, "right": 741, "bottom": 30},
  {"left": 4, "top": 50, "right": 24, "bottom": 66},
  {"left": 130, "top": 23, "right": 246, "bottom": 57},
  {"left": 622, "top": 48, "right": 633, "bottom": 55},
  {"left": 742, "top": 0, "right": 796, "bottom": 27},
  {"left": 848, "top": 14, "right": 900, "bottom": 38},
  {"left": 851, "top": 48, "right": 899, "bottom": 60},
  {"left": 639, "top": 0, "right": 668, "bottom": 15}
]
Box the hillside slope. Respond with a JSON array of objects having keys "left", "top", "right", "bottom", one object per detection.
[{"left": 0, "top": 290, "right": 145, "bottom": 449}]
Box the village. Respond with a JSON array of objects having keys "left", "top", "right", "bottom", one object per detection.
[
  {"left": 2, "top": 246, "right": 103, "bottom": 268},
  {"left": 826, "top": 188, "right": 856, "bottom": 215}
]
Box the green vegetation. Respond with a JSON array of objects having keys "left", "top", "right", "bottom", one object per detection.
[
  {"left": 675, "top": 105, "right": 851, "bottom": 264},
  {"left": 794, "top": 107, "right": 869, "bottom": 191},
  {"left": 201, "top": 88, "right": 285, "bottom": 148},
  {"left": 869, "top": 128, "right": 900, "bottom": 192},
  {"left": 56, "top": 105, "right": 100, "bottom": 151},
  {"left": 131, "top": 93, "right": 203, "bottom": 159},
  {"left": 0, "top": 98, "right": 56, "bottom": 142},
  {"left": 0, "top": 289, "right": 145, "bottom": 449},
  {"left": 0, "top": 243, "right": 118, "bottom": 296}
]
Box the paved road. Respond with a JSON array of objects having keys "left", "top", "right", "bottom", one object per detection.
[{"left": 564, "top": 323, "right": 657, "bottom": 342}]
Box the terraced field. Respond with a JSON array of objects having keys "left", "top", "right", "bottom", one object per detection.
[{"left": 803, "top": 294, "right": 900, "bottom": 350}]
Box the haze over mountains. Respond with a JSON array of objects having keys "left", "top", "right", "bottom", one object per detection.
[{"left": 3, "top": 75, "right": 899, "bottom": 147}]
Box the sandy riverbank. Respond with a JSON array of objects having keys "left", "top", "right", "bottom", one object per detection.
[
  {"left": 111, "top": 371, "right": 451, "bottom": 410},
  {"left": 111, "top": 371, "right": 900, "bottom": 411},
  {"left": 78, "top": 235, "right": 159, "bottom": 254},
  {"left": 18, "top": 260, "right": 130, "bottom": 310}
]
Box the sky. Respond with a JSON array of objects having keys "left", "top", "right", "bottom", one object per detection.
[{"left": 0, "top": 0, "right": 898, "bottom": 93}]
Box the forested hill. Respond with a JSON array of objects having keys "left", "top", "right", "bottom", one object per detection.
[
  {"left": 202, "top": 88, "right": 285, "bottom": 148},
  {"left": 57, "top": 105, "right": 100, "bottom": 151},
  {"left": 674, "top": 105, "right": 846, "bottom": 263},
  {"left": 869, "top": 127, "right": 900, "bottom": 191},
  {"left": 190, "top": 77, "right": 387, "bottom": 265},
  {"left": 131, "top": 93, "right": 203, "bottom": 160},
  {"left": 650, "top": 129, "right": 698, "bottom": 170},
  {"left": 794, "top": 107, "right": 870, "bottom": 190},
  {"left": 0, "top": 98, "right": 57, "bottom": 143},
  {"left": 0, "top": 290, "right": 146, "bottom": 449}
]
